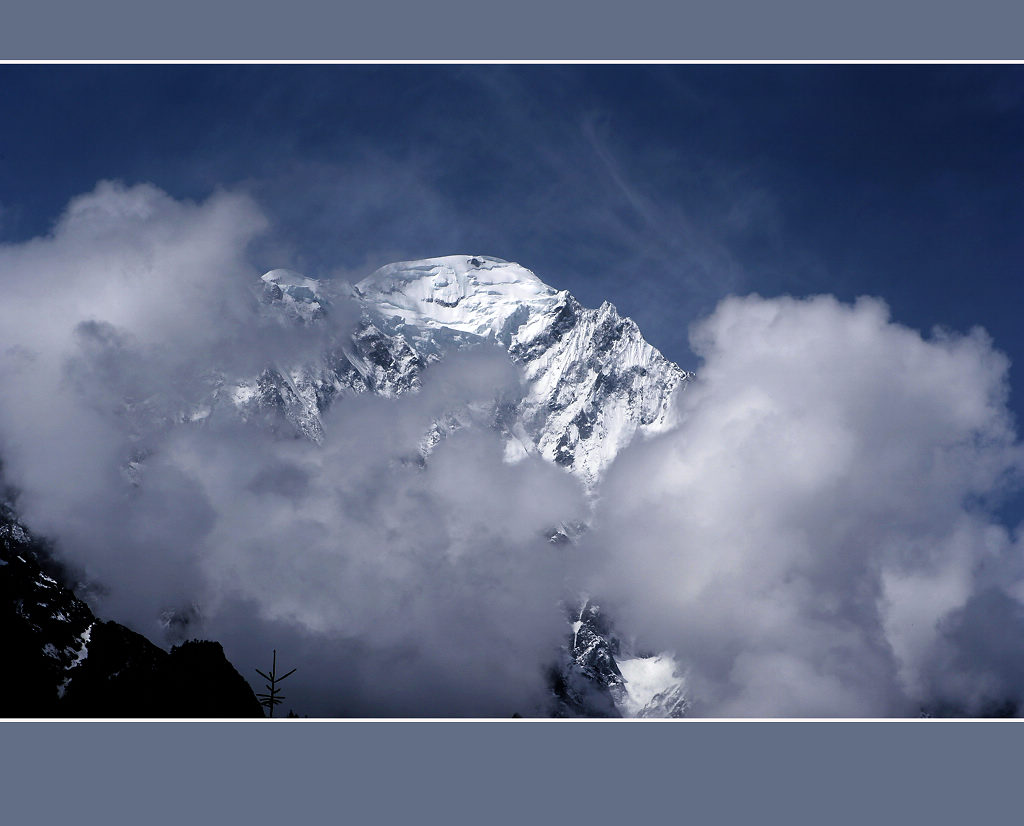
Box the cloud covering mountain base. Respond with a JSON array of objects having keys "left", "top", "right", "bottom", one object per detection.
[{"left": 3, "top": 182, "right": 1024, "bottom": 716}]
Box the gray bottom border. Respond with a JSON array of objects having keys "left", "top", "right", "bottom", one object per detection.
[{"left": 2, "top": 721, "right": 1017, "bottom": 822}]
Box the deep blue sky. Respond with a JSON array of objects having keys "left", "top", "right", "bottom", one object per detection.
[{"left": 2, "top": 64, "right": 1023, "bottom": 384}]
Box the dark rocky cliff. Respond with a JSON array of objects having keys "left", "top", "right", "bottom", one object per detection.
[{"left": 1, "top": 495, "right": 262, "bottom": 717}]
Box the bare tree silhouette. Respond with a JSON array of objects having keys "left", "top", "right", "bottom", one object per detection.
[{"left": 255, "top": 649, "right": 296, "bottom": 718}]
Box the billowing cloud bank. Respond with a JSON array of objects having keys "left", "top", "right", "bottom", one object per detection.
[
  {"left": 3, "top": 182, "right": 1024, "bottom": 716},
  {"left": 587, "top": 294, "right": 1024, "bottom": 716}
]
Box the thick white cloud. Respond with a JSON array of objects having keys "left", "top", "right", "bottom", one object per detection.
[{"left": 585, "top": 294, "right": 1024, "bottom": 716}]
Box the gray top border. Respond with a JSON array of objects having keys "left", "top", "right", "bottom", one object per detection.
[{"left": 3, "top": 0, "right": 1023, "bottom": 60}]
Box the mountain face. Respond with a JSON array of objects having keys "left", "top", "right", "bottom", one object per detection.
[{"left": 236, "top": 256, "right": 691, "bottom": 491}]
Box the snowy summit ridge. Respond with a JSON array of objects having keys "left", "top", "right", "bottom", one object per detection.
[
  {"left": 349, "top": 256, "right": 691, "bottom": 485},
  {"left": 237, "top": 255, "right": 690, "bottom": 488}
]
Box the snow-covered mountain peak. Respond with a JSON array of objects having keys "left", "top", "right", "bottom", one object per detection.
[
  {"left": 246, "top": 255, "right": 690, "bottom": 487},
  {"left": 260, "top": 268, "right": 327, "bottom": 323},
  {"left": 354, "top": 255, "right": 560, "bottom": 343}
]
